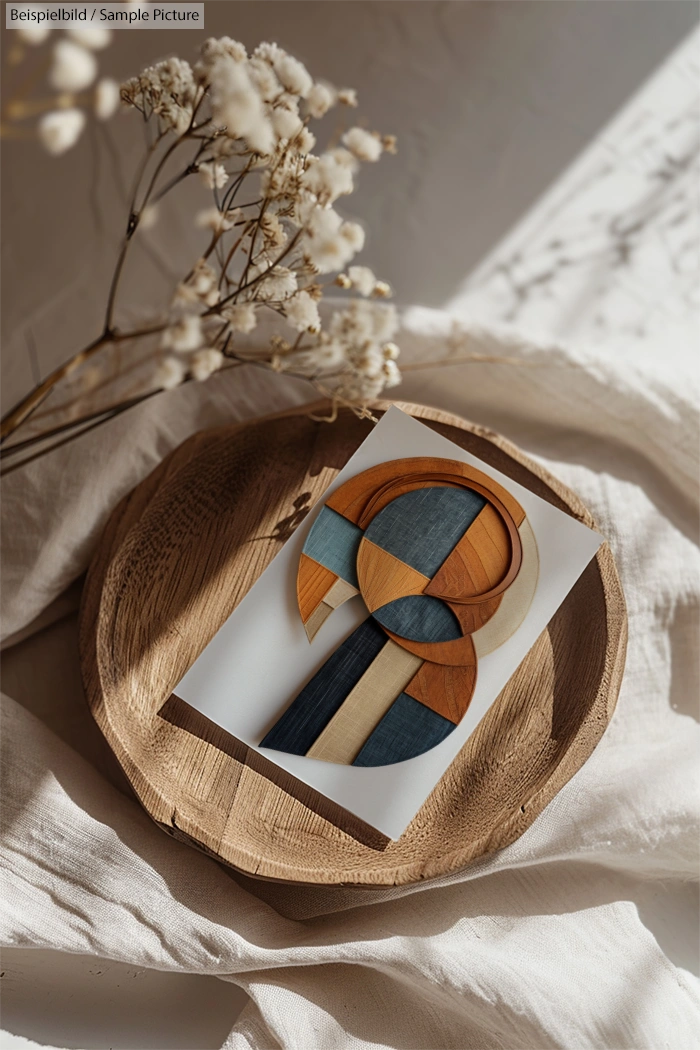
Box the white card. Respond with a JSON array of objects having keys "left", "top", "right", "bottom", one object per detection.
[{"left": 175, "top": 407, "right": 602, "bottom": 839}]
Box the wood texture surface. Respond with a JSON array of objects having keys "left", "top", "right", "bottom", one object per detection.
[
  {"left": 404, "top": 660, "right": 477, "bottom": 724},
  {"left": 383, "top": 625, "right": 478, "bottom": 667},
  {"left": 436, "top": 504, "right": 511, "bottom": 599},
  {"left": 471, "top": 519, "right": 540, "bottom": 658},
  {"left": 356, "top": 539, "right": 430, "bottom": 614},
  {"left": 297, "top": 554, "right": 337, "bottom": 624},
  {"left": 305, "top": 640, "right": 423, "bottom": 764},
  {"left": 326, "top": 457, "right": 526, "bottom": 529},
  {"left": 79, "top": 401, "right": 627, "bottom": 887}
]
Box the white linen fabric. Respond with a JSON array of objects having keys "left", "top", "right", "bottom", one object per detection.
[{"left": 1, "top": 305, "right": 699, "bottom": 1049}]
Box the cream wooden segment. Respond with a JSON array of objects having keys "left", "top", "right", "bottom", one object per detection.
[
  {"left": 303, "top": 601, "right": 334, "bottom": 642},
  {"left": 323, "top": 577, "right": 360, "bottom": 609},
  {"left": 472, "top": 519, "right": 540, "bottom": 658},
  {"left": 305, "top": 640, "right": 424, "bottom": 764}
]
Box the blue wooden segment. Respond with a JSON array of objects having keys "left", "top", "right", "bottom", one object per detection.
[
  {"left": 302, "top": 506, "right": 363, "bottom": 588},
  {"left": 363, "top": 486, "right": 486, "bottom": 577},
  {"left": 372, "top": 595, "right": 462, "bottom": 643},
  {"left": 260, "top": 618, "right": 386, "bottom": 756},
  {"left": 352, "top": 693, "right": 456, "bottom": 766}
]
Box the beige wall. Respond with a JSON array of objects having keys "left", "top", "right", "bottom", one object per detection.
[{"left": 2, "top": 0, "right": 697, "bottom": 412}]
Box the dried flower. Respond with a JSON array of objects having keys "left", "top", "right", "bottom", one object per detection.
[
  {"left": 196, "top": 207, "right": 239, "bottom": 233},
  {"left": 209, "top": 56, "right": 274, "bottom": 154},
  {"left": 303, "top": 208, "right": 361, "bottom": 274},
  {"left": 195, "top": 36, "right": 247, "bottom": 80},
  {"left": 190, "top": 347, "right": 224, "bottom": 381},
  {"left": 38, "top": 109, "right": 86, "bottom": 155},
  {"left": 252, "top": 264, "right": 297, "bottom": 301},
  {"left": 271, "top": 106, "right": 303, "bottom": 142},
  {"left": 161, "top": 314, "right": 203, "bottom": 353},
  {"left": 347, "top": 265, "right": 376, "bottom": 297},
  {"left": 66, "top": 24, "right": 112, "bottom": 50},
  {"left": 284, "top": 290, "right": 321, "bottom": 332},
  {"left": 122, "top": 57, "right": 197, "bottom": 136},
  {"left": 154, "top": 356, "right": 187, "bottom": 390},
  {"left": 8, "top": 35, "right": 401, "bottom": 460},
  {"left": 260, "top": 213, "right": 287, "bottom": 249},
  {"left": 306, "top": 82, "right": 336, "bottom": 119},
  {"left": 221, "top": 303, "right": 257, "bottom": 332},
  {"left": 94, "top": 78, "right": 120, "bottom": 121},
  {"left": 174, "top": 259, "right": 220, "bottom": 307},
  {"left": 338, "top": 88, "right": 358, "bottom": 107},
  {"left": 303, "top": 152, "right": 354, "bottom": 204},
  {"left": 198, "top": 160, "right": 228, "bottom": 189},
  {"left": 342, "top": 126, "right": 383, "bottom": 162},
  {"left": 338, "top": 220, "right": 365, "bottom": 253},
  {"left": 273, "top": 54, "right": 313, "bottom": 98},
  {"left": 16, "top": 12, "right": 51, "bottom": 45},
  {"left": 50, "top": 40, "right": 97, "bottom": 92},
  {"left": 382, "top": 359, "right": 401, "bottom": 388}
]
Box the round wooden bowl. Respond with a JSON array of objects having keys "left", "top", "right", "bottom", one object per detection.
[{"left": 79, "top": 402, "right": 627, "bottom": 886}]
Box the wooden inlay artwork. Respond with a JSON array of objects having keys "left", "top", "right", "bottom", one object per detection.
[{"left": 260, "top": 456, "right": 539, "bottom": 766}]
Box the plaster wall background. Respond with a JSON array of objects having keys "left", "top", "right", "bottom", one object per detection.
[{"left": 2, "top": 0, "right": 697, "bottom": 411}]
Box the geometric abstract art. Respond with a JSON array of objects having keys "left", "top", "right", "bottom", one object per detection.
[{"left": 260, "top": 456, "right": 539, "bottom": 766}]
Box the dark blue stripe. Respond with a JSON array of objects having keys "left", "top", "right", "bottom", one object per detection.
[
  {"left": 302, "top": 506, "right": 363, "bottom": 587},
  {"left": 372, "top": 594, "right": 462, "bottom": 643},
  {"left": 260, "top": 619, "right": 387, "bottom": 756},
  {"left": 352, "top": 693, "right": 456, "bottom": 766},
  {"left": 363, "top": 486, "right": 486, "bottom": 577}
]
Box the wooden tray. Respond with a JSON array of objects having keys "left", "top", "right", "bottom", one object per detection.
[{"left": 79, "top": 402, "right": 627, "bottom": 886}]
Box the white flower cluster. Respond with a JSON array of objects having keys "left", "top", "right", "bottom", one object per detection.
[
  {"left": 122, "top": 57, "right": 199, "bottom": 136},
  {"left": 275, "top": 300, "right": 401, "bottom": 402},
  {"left": 12, "top": 19, "right": 120, "bottom": 154},
  {"left": 119, "top": 37, "right": 402, "bottom": 404}
]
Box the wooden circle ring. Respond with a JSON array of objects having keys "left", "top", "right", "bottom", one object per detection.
[{"left": 357, "top": 470, "right": 523, "bottom": 606}]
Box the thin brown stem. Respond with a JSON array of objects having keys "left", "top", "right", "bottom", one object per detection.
[
  {"left": 212, "top": 229, "right": 302, "bottom": 313},
  {"left": 0, "top": 333, "right": 110, "bottom": 440},
  {"left": 0, "top": 361, "right": 246, "bottom": 474},
  {"left": 0, "top": 322, "right": 167, "bottom": 442}
]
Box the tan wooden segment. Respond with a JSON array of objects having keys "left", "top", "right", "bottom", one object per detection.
[
  {"left": 356, "top": 538, "right": 430, "bottom": 614},
  {"left": 305, "top": 641, "right": 423, "bottom": 765}
]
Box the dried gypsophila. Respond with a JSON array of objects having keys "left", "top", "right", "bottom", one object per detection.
[
  {"left": 0, "top": 36, "right": 402, "bottom": 461},
  {"left": 5, "top": 19, "right": 119, "bottom": 154},
  {"left": 142, "top": 36, "right": 402, "bottom": 404}
]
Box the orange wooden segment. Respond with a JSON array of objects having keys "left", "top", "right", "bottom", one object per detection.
[
  {"left": 426, "top": 503, "right": 512, "bottom": 607},
  {"left": 297, "top": 554, "right": 337, "bottom": 624},
  {"left": 383, "top": 626, "right": 477, "bottom": 667},
  {"left": 356, "top": 538, "right": 429, "bottom": 614},
  {"left": 404, "top": 660, "right": 477, "bottom": 724},
  {"left": 326, "top": 456, "right": 526, "bottom": 529},
  {"left": 448, "top": 594, "right": 503, "bottom": 635}
]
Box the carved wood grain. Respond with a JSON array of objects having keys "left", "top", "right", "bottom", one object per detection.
[
  {"left": 297, "top": 553, "right": 338, "bottom": 624},
  {"left": 356, "top": 538, "right": 430, "bottom": 614},
  {"left": 404, "top": 658, "right": 477, "bottom": 724},
  {"left": 79, "top": 401, "right": 627, "bottom": 887}
]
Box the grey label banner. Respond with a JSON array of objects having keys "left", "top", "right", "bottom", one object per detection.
[{"left": 6, "top": 4, "right": 205, "bottom": 29}]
